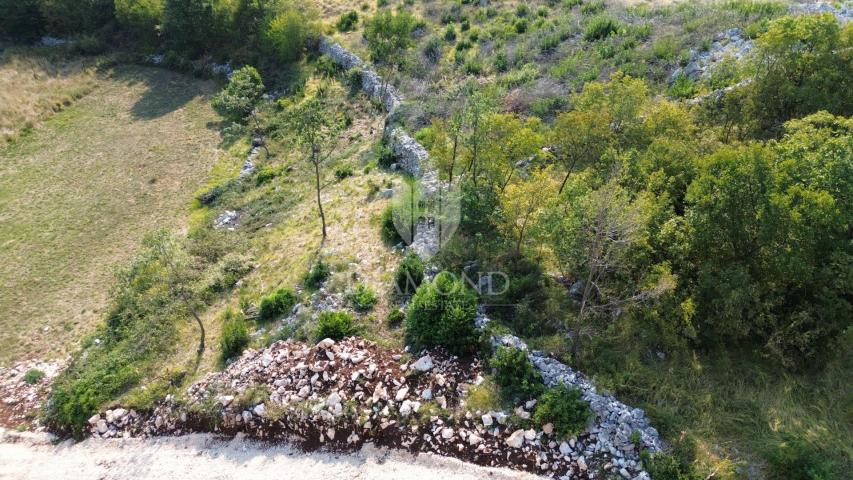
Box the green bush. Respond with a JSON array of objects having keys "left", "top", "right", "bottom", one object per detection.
[
  {"left": 334, "top": 165, "right": 354, "bottom": 180},
  {"left": 642, "top": 452, "right": 696, "bottom": 480},
  {"left": 444, "top": 25, "right": 457, "bottom": 41},
  {"left": 162, "top": 0, "right": 233, "bottom": 57},
  {"left": 764, "top": 433, "right": 837, "bottom": 480},
  {"left": 212, "top": 66, "right": 265, "bottom": 122},
  {"left": 40, "top": 0, "right": 114, "bottom": 36},
  {"left": 316, "top": 310, "right": 357, "bottom": 340},
  {"left": 0, "top": 0, "right": 44, "bottom": 42},
  {"left": 258, "top": 287, "right": 297, "bottom": 321},
  {"left": 115, "top": 0, "right": 162, "bottom": 46},
  {"left": 346, "top": 283, "right": 378, "bottom": 312},
  {"left": 581, "top": 0, "right": 605, "bottom": 15},
  {"left": 669, "top": 73, "right": 696, "bottom": 99},
  {"left": 491, "top": 346, "right": 544, "bottom": 400},
  {"left": 380, "top": 205, "right": 403, "bottom": 245},
  {"left": 423, "top": 37, "right": 443, "bottom": 63},
  {"left": 394, "top": 251, "right": 424, "bottom": 295},
  {"left": 47, "top": 231, "right": 200, "bottom": 435},
  {"left": 404, "top": 271, "right": 478, "bottom": 356},
  {"left": 336, "top": 10, "right": 359, "bottom": 32},
  {"left": 583, "top": 15, "right": 620, "bottom": 41},
  {"left": 263, "top": 6, "right": 319, "bottom": 63},
  {"left": 387, "top": 308, "right": 405, "bottom": 327},
  {"left": 73, "top": 34, "right": 107, "bottom": 55},
  {"left": 220, "top": 308, "right": 250, "bottom": 362},
  {"left": 304, "top": 260, "right": 331, "bottom": 289},
  {"left": 533, "top": 384, "right": 592, "bottom": 438},
  {"left": 23, "top": 369, "right": 45, "bottom": 385}
]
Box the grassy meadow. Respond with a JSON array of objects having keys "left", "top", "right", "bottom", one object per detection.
[{"left": 0, "top": 63, "right": 238, "bottom": 364}]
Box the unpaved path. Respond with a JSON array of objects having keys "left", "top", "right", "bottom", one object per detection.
[{"left": 0, "top": 430, "right": 539, "bottom": 480}]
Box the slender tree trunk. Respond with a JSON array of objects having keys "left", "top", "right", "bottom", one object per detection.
[
  {"left": 313, "top": 159, "right": 327, "bottom": 238},
  {"left": 182, "top": 294, "right": 205, "bottom": 354},
  {"left": 558, "top": 158, "right": 578, "bottom": 194},
  {"left": 449, "top": 135, "right": 458, "bottom": 185}
]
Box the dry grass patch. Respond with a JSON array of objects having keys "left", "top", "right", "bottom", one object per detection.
[
  {"left": 0, "top": 47, "right": 100, "bottom": 143},
  {"left": 0, "top": 64, "right": 240, "bottom": 364}
]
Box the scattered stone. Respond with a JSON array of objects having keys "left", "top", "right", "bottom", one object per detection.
[{"left": 411, "top": 355, "right": 434, "bottom": 372}]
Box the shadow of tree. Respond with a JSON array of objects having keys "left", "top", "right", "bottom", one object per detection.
[{"left": 109, "top": 66, "right": 214, "bottom": 120}]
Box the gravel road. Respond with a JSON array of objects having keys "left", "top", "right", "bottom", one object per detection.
[{"left": 0, "top": 430, "right": 539, "bottom": 480}]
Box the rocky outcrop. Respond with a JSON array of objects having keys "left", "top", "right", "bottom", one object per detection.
[
  {"left": 672, "top": 28, "right": 753, "bottom": 82},
  {"left": 789, "top": 1, "right": 853, "bottom": 22}
]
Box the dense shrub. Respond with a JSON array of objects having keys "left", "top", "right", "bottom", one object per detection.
[
  {"left": 533, "top": 384, "right": 592, "bottom": 438},
  {"left": 220, "top": 308, "right": 250, "bottom": 362},
  {"left": 304, "top": 259, "right": 331, "bottom": 289},
  {"left": 764, "top": 433, "right": 837, "bottom": 480},
  {"left": 423, "top": 37, "right": 443, "bottom": 63},
  {"left": 212, "top": 66, "right": 265, "bottom": 121},
  {"left": 264, "top": 7, "right": 319, "bottom": 63},
  {"left": 387, "top": 308, "right": 405, "bottom": 327},
  {"left": 444, "top": 25, "right": 457, "bottom": 41},
  {"left": 115, "top": 0, "right": 162, "bottom": 46},
  {"left": 23, "top": 369, "right": 45, "bottom": 385},
  {"left": 404, "top": 271, "right": 478, "bottom": 355},
  {"left": 334, "top": 165, "right": 354, "bottom": 180},
  {"left": 162, "top": 0, "right": 232, "bottom": 57},
  {"left": 583, "top": 15, "right": 620, "bottom": 41},
  {"left": 337, "top": 10, "right": 358, "bottom": 32},
  {"left": 0, "top": 0, "right": 44, "bottom": 42},
  {"left": 258, "top": 287, "right": 297, "bottom": 321},
  {"left": 39, "top": 0, "right": 115, "bottom": 36},
  {"left": 346, "top": 283, "right": 378, "bottom": 312},
  {"left": 394, "top": 251, "right": 424, "bottom": 295},
  {"left": 642, "top": 452, "right": 696, "bottom": 480},
  {"left": 316, "top": 310, "right": 357, "bottom": 340},
  {"left": 380, "top": 205, "right": 403, "bottom": 245},
  {"left": 491, "top": 346, "right": 544, "bottom": 400},
  {"left": 47, "top": 231, "right": 201, "bottom": 434}
]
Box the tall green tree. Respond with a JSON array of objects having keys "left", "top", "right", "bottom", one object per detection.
[
  {"left": 288, "top": 95, "right": 344, "bottom": 239},
  {"left": 212, "top": 65, "right": 265, "bottom": 122},
  {"left": 545, "top": 177, "right": 673, "bottom": 360},
  {"left": 480, "top": 113, "right": 544, "bottom": 193},
  {"left": 0, "top": 0, "right": 44, "bottom": 42},
  {"left": 363, "top": 10, "right": 416, "bottom": 100},
  {"left": 744, "top": 13, "right": 853, "bottom": 136}
]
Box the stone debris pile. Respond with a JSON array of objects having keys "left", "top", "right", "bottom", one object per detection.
[
  {"left": 86, "top": 338, "right": 654, "bottom": 479},
  {"left": 0, "top": 359, "right": 66, "bottom": 429}
]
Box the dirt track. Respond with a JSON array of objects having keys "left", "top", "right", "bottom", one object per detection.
[{"left": 0, "top": 430, "right": 539, "bottom": 480}]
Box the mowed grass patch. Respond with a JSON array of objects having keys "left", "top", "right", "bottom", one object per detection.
[
  {"left": 0, "top": 65, "right": 239, "bottom": 364},
  {"left": 0, "top": 47, "right": 100, "bottom": 143}
]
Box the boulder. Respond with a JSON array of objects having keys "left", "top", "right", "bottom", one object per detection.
[{"left": 506, "top": 429, "right": 525, "bottom": 448}]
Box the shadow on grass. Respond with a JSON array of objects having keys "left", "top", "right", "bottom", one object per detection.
[{"left": 108, "top": 66, "right": 214, "bottom": 120}]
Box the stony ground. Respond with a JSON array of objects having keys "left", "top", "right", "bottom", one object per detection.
[
  {"left": 0, "top": 359, "right": 65, "bottom": 429},
  {"left": 84, "top": 336, "right": 655, "bottom": 479}
]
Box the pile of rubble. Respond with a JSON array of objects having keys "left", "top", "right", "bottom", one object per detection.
[
  {"left": 86, "top": 338, "right": 654, "bottom": 479},
  {"left": 0, "top": 359, "right": 66, "bottom": 429}
]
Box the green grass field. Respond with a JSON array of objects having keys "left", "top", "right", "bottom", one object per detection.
[{"left": 0, "top": 64, "right": 237, "bottom": 364}]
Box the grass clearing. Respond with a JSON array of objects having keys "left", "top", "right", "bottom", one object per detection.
[{"left": 0, "top": 64, "right": 239, "bottom": 365}]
